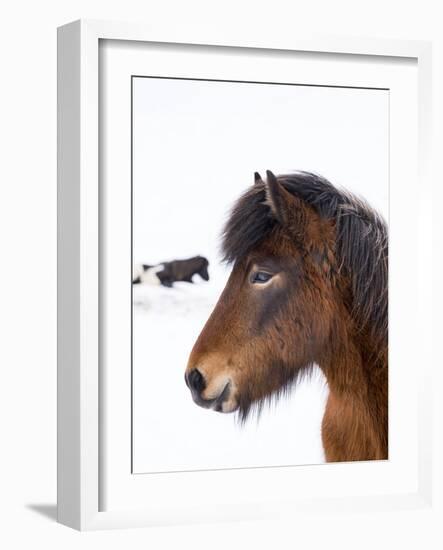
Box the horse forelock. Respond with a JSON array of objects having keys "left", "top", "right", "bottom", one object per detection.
[{"left": 221, "top": 172, "right": 388, "bottom": 354}]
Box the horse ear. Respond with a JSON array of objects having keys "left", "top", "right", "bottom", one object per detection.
[
  {"left": 254, "top": 171, "right": 263, "bottom": 185},
  {"left": 264, "top": 170, "right": 295, "bottom": 225},
  {"left": 264, "top": 171, "right": 322, "bottom": 245}
]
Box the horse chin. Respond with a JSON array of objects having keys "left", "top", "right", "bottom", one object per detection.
[
  {"left": 214, "top": 381, "right": 239, "bottom": 413},
  {"left": 190, "top": 377, "right": 238, "bottom": 413},
  {"left": 218, "top": 397, "right": 238, "bottom": 413}
]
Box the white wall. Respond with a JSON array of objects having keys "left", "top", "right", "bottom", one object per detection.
[{"left": 1, "top": 1, "right": 441, "bottom": 549}]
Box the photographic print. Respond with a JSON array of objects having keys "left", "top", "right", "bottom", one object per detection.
[{"left": 132, "top": 76, "right": 388, "bottom": 473}]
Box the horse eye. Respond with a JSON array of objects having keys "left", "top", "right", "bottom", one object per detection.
[{"left": 251, "top": 271, "right": 273, "bottom": 284}]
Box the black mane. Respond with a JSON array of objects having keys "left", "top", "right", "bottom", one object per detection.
[{"left": 222, "top": 172, "right": 388, "bottom": 350}]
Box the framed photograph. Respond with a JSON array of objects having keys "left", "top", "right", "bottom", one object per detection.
[{"left": 57, "top": 19, "right": 433, "bottom": 530}]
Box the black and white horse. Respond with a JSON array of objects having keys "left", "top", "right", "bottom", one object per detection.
[{"left": 133, "top": 256, "right": 209, "bottom": 287}]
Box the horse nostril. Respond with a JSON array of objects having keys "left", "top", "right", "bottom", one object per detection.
[{"left": 186, "top": 368, "right": 206, "bottom": 394}]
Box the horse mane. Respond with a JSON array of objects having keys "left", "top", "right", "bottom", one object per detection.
[{"left": 222, "top": 172, "right": 388, "bottom": 354}]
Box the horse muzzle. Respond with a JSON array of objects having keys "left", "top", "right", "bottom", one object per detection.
[{"left": 185, "top": 368, "right": 237, "bottom": 413}]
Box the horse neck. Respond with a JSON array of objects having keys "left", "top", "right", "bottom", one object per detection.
[{"left": 319, "top": 321, "right": 388, "bottom": 461}]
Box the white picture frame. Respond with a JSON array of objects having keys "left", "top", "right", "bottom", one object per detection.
[{"left": 57, "top": 19, "right": 433, "bottom": 530}]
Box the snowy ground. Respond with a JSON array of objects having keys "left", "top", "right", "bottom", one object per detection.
[{"left": 132, "top": 266, "right": 328, "bottom": 473}]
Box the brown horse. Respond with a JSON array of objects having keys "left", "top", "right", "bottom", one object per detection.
[{"left": 185, "top": 171, "right": 388, "bottom": 462}]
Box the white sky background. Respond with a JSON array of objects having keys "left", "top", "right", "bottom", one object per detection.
[{"left": 132, "top": 77, "right": 388, "bottom": 473}]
